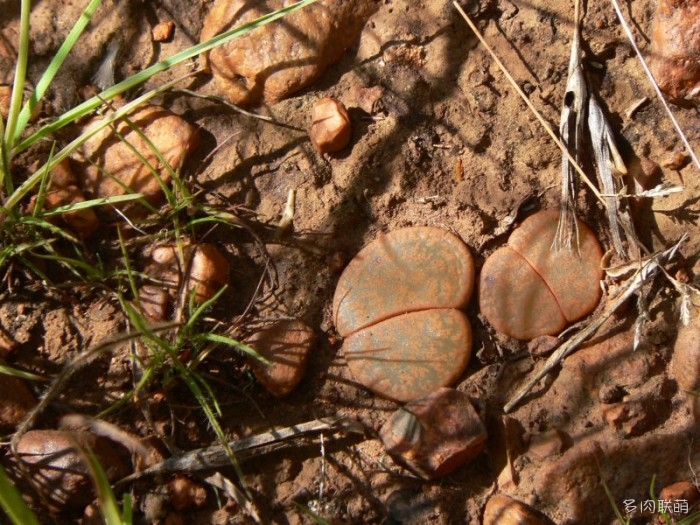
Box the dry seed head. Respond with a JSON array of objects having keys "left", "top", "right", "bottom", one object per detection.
[{"left": 310, "top": 97, "right": 351, "bottom": 154}]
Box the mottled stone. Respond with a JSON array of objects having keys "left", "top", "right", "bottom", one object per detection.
[
  {"left": 15, "top": 429, "right": 129, "bottom": 511},
  {"left": 201, "top": 0, "right": 378, "bottom": 106},
  {"left": 479, "top": 210, "right": 603, "bottom": 340},
  {"left": 247, "top": 319, "right": 315, "bottom": 398},
  {"left": 379, "top": 388, "right": 486, "bottom": 479},
  {"left": 169, "top": 475, "right": 207, "bottom": 511},
  {"left": 650, "top": 0, "right": 700, "bottom": 103},
  {"left": 483, "top": 494, "right": 548, "bottom": 525},
  {"left": 74, "top": 104, "right": 197, "bottom": 216}
]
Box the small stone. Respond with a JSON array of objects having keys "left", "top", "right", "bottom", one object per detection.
[
  {"left": 602, "top": 400, "right": 656, "bottom": 438},
  {"left": 169, "top": 475, "right": 207, "bottom": 511},
  {"left": 671, "top": 312, "right": 700, "bottom": 394},
  {"left": 247, "top": 319, "right": 315, "bottom": 398},
  {"left": 0, "top": 84, "right": 11, "bottom": 119},
  {"left": 146, "top": 243, "right": 230, "bottom": 305},
  {"left": 527, "top": 335, "right": 559, "bottom": 356},
  {"left": 15, "top": 429, "right": 129, "bottom": 511},
  {"left": 152, "top": 21, "right": 175, "bottom": 42},
  {"left": 526, "top": 428, "right": 567, "bottom": 460},
  {"left": 659, "top": 481, "right": 700, "bottom": 509},
  {"left": 201, "top": 0, "right": 378, "bottom": 106},
  {"left": 0, "top": 373, "right": 37, "bottom": 433},
  {"left": 138, "top": 284, "right": 171, "bottom": 322},
  {"left": 479, "top": 209, "right": 603, "bottom": 340},
  {"left": 310, "top": 98, "right": 352, "bottom": 154},
  {"left": 483, "top": 494, "right": 548, "bottom": 525},
  {"left": 379, "top": 387, "right": 487, "bottom": 479},
  {"left": 74, "top": 104, "right": 197, "bottom": 216},
  {"left": 650, "top": 0, "right": 700, "bottom": 102},
  {"left": 28, "top": 160, "right": 99, "bottom": 237}
]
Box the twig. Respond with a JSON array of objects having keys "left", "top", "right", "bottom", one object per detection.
[
  {"left": 504, "top": 234, "right": 686, "bottom": 413},
  {"left": 116, "top": 416, "right": 363, "bottom": 483},
  {"left": 610, "top": 0, "right": 700, "bottom": 172}
]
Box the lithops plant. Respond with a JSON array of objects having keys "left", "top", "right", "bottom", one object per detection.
[
  {"left": 479, "top": 209, "right": 603, "bottom": 340},
  {"left": 332, "top": 227, "right": 475, "bottom": 402}
]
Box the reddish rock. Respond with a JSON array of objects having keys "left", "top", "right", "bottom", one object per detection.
[
  {"left": 310, "top": 97, "right": 352, "bottom": 154},
  {"left": 650, "top": 0, "right": 700, "bottom": 102},
  {"left": 15, "top": 429, "right": 129, "bottom": 511},
  {"left": 602, "top": 400, "right": 655, "bottom": 438},
  {"left": 0, "top": 373, "right": 37, "bottom": 433},
  {"left": 247, "top": 319, "right": 315, "bottom": 398},
  {"left": 659, "top": 481, "right": 700, "bottom": 510},
  {"left": 479, "top": 210, "right": 603, "bottom": 340},
  {"left": 169, "top": 475, "right": 207, "bottom": 511},
  {"left": 333, "top": 226, "right": 475, "bottom": 402},
  {"left": 201, "top": 0, "right": 378, "bottom": 106},
  {"left": 379, "top": 388, "right": 487, "bottom": 479},
  {"left": 138, "top": 284, "right": 171, "bottom": 323},
  {"left": 146, "top": 243, "right": 230, "bottom": 306},
  {"left": 28, "top": 160, "right": 99, "bottom": 237},
  {"left": 74, "top": 104, "right": 197, "bottom": 216},
  {"left": 483, "top": 494, "right": 548, "bottom": 525},
  {"left": 152, "top": 21, "right": 175, "bottom": 42}
]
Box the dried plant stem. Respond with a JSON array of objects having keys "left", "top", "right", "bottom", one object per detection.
[
  {"left": 504, "top": 234, "right": 686, "bottom": 413},
  {"left": 610, "top": 0, "right": 700, "bottom": 172},
  {"left": 453, "top": 2, "right": 604, "bottom": 203},
  {"left": 117, "top": 416, "right": 362, "bottom": 483}
]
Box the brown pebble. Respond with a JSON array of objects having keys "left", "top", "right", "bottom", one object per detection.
[
  {"left": 0, "top": 84, "right": 11, "bottom": 119},
  {"left": 201, "top": 0, "right": 377, "bottom": 106},
  {"left": 483, "top": 494, "right": 548, "bottom": 525},
  {"left": 74, "top": 104, "right": 197, "bottom": 217},
  {"left": 137, "top": 284, "right": 171, "bottom": 322},
  {"left": 152, "top": 21, "right": 175, "bottom": 42},
  {"left": 379, "top": 387, "right": 487, "bottom": 479},
  {"left": 247, "top": 319, "right": 315, "bottom": 398},
  {"left": 601, "top": 400, "right": 655, "bottom": 438},
  {"left": 169, "top": 475, "right": 207, "bottom": 511},
  {"left": 310, "top": 97, "right": 352, "bottom": 154},
  {"left": 15, "top": 429, "right": 128, "bottom": 511},
  {"left": 659, "top": 481, "right": 700, "bottom": 508},
  {"left": 650, "top": 0, "right": 700, "bottom": 102}
]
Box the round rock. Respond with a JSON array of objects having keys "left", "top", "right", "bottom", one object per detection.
[
  {"left": 247, "top": 319, "right": 315, "bottom": 398},
  {"left": 479, "top": 210, "right": 603, "bottom": 340},
  {"left": 332, "top": 227, "right": 475, "bottom": 402}
]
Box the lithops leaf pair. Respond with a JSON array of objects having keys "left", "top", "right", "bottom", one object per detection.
[{"left": 332, "top": 227, "right": 475, "bottom": 402}]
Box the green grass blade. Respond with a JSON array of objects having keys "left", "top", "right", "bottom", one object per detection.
[
  {"left": 40, "top": 192, "right": 145, "bottom": 216},
  {"left": 12, "top": 0, "right": 317, "bottom": 156},
  {"left": 80, "top": 447, "right": 123, "bottom": 525},
  {"left": 1, "top": 0, "right": 31, "bottom": 190},
  {"left": 0, "top": 363, "right": 45, "bottom": 381},
  {"left": 0, "top": 464, "right": 41, "bottom": 525},
  {"left": 196, "top": 332, "right": 268, "bottom": 363},
  {"left": 14, "top": 0, "right": 104, "bottom": 140}
]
